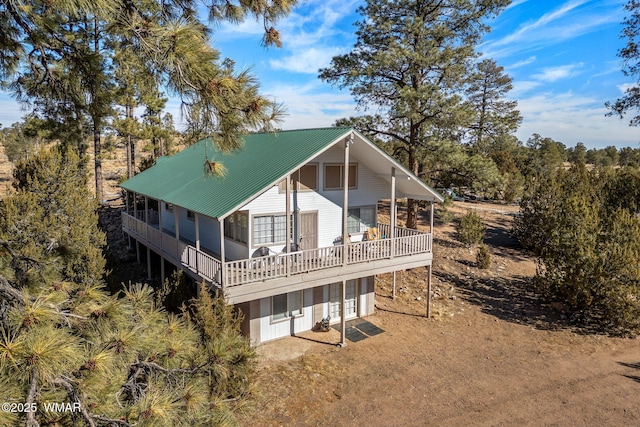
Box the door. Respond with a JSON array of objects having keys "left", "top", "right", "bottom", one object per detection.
[
  {"left": 299, "top": 211, "right": 317, "bottom": 250},
  {"left": 329, "top": 281, "right": 358, "bottom": 321}
]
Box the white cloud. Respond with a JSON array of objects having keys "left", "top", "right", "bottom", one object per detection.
[
  {"left": 510, "top": 80, "right": 542, "bottom": 97},
  {"left": 270, "top": 47, "right": 346, "bottom": 74},
  {"left": 264, "top": 81, "right": 357, "bottom": 129},
  {"left": 483, "top": 1, "right": 620, "bottom": 59},
  {"left": 507, "top": 56, "right": 537, "bottom": 69},
  {"left": 616, "top": 83, "right": 636, "bottom": 93},
  {"left": 0, "top": 94, "right": 27, "bottom": 127},
  {"left": 532, "top": 63, "right": 584, "bottom": 82},
  {"left": 516, "top": 91, "right": 640, "bottom": 148}
]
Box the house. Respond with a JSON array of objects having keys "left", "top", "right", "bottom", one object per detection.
[{"left": 120, "top": 127, "right": 443, "bottom": 345}]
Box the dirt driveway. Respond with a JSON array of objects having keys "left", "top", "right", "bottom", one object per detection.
[{"left": 241, "top": 202, "right": 640, "bottom": 426}]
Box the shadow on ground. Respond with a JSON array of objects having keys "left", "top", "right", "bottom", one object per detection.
[
  {"left": 436, "top": 270, "right": 564, "bottom": 331},
  {"left": 618, "top": 362, "right": 640, "bottom": 384}
]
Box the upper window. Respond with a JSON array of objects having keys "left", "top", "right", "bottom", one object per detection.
[
  {"left": 281, "top": 164, "right": 318, "bottom": 192},
  {"left": 187, "top": 210, "right": 196, "bottom": 221},
  {"left": 253, "top": 214, "right": 287, "bottom": 246},
  {"left": 348, "top": 206, "right": 376, "bottom": 233},
  {"left": 272, "top": 291, "right": 303, "bottom": 322},
  {"left": 324, "top": 163, "right": 357, "bottom": 190},
  {"left": 165, "top": 203, "right": 173, "bottom": 211},
  {"left": 224, "top": 212, "right": 248, "bottom": 244}
]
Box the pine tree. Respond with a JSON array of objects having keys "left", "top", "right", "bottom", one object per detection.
[
  {"left": 1, "top": 0, "right": 295, "bottom": 199},
  {"left": 465, "top": 58, "right": 522, "bottom": 156},
  {"left": 0, "top": 147, "right": 256, "bottom": 426},
  {"left": 320, "top": 0, "right": 510, "bottom": 228}
]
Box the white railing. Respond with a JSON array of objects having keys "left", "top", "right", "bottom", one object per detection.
[
  {"left": 122, "top": 212, "right": 431, "bottom": 288},
  {"left": 121, "top": 212, "right": 222, "bottom": 283}
]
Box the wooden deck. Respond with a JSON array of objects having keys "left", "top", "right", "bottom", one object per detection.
[{"left": 122, "top": 212, "right": 433, "bottom": 304}]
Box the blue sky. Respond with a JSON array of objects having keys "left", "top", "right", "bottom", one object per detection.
[{"left": 0, "top": 0, "right": 637, "bottom": 149}]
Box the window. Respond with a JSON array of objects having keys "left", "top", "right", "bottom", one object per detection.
[
  {"left": 324, "top": 163, "right": 357, "bottom": 190},
  {"left": 347, "top": 206, "right": 376, "bottom": 233},
  {"left": 272, "top": 291, "right": 303, "bottom": 321},
  {"left": 253, "top": 214, "right": 287, "bottom": 246},
  {"left": 280, "top": 164, "right": 318, "bottom": 192},
  {"left": 187, "top": 210, "right": 196, "bottom": 221},
  {"left": 165, "top": 203, "right": 173, "bottom": 211},
  {"left": 224, "top": 212, "right": 248, "bottom": 244}
]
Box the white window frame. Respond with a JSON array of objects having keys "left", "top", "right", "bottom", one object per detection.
[
  {"left": 252, "top": 213, "right": 289, "bottom": 247},
  {"left": 323, "top": 163, "right": 358, "bottom": 190},
  {"left": 224, "top": 211, "right": 248, "bottom": 245},
  {"left": 279, "top": 163, "right": 318, "bottom": 192},
  {"left": 347, "top": 205, "right": 376, "bottom": 234},
  {"left": 271, "top": 291, "right": 303, "bottom": 322}
]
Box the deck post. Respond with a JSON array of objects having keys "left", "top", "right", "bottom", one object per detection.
[
  {"left": 158, "top": 201, "right": 163, "bottom": 233},
  {"left": 174, "top": 206, "right": 180, "bottom": 256},
  {"left": 342, "top": 134, "right": 352, "bottom": 266},
  {"left": 390, "top": 167, "right": 396, "bottom": 258},
  {"left": 430, "top": 202, "right": 434, "bottom": 234},
  {"left": 427, "top": 264, "right": 432, "bottom": 319},
  {"left": 219, "top": 218, "right": 226, "bottom": 287},
  {"left": 135, "top": 239, "right": 140, "bottom": 264},
  {"left": 146, "top": 247, "right": 151, "bottom": 280},
  {"left": 392, "top": 270, "right": 396, "bottom": 299},
  {"left": 133, "top": 192, "right": 138, "bottom": 221},
  {"left": 160, "top": 256, "right": 165, "bottom": 285},
  {"left": 144, "top": 196, "right": 149, "bottom": 224},
  {"left": 339, "top": 280, "right": 347, "bottom": 348},
  {"left": 195, "top": 213, "right": 200, "bottom": 272},
  {"left": 285, "top": 175, "right": 292, "bottom": 276}
]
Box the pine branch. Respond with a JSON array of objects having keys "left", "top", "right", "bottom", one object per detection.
[
  {"left": 0, "top": 275, "right": 23, "bottom": 305},
  {"left": 55, "top": 376, "right": 135, "bottom": 427},
  {"left": 26, "top": 367, "right": 38, "bottom": 427}
]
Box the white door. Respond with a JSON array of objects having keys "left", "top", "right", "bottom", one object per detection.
[{"left": 330, "top": 281, "right": 357, "bottom": 321}]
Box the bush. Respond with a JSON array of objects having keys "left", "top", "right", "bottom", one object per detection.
[
  {"left": 457, "top": 211, "right": 486, "bottom": 246},
  {"left": 516, "top": 165, "right": 640, "bottom": 335},
  {"left": 476, "top": 244, "right": 491, "bottom": 269}
]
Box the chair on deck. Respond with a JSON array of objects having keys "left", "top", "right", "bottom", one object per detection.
[{"left": 364, "top": 227, "right": 380, "bottom": 241}]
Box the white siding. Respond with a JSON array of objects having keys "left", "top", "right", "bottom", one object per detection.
[
  {"left": 259, "top": 288, "right": 314, "bottom": 342},
  {"left": 156, "top": 143, "right": 397, "bottom": 262},
  {"left": 242, "top": 144, "right": 392, "bottom": 250}
]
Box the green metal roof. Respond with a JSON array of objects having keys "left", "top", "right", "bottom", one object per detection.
[{"left": 120, "top": 127, "right": 353, "bottom": 219}]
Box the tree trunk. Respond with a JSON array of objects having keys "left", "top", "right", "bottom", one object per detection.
[
  {"left": 406, "top": 123, "right": 420, "bottom": 229},
  {"left": 406, "top": 144, "right": 419, "bottom": 229},
  {"left": 94, "top": 127, "right": 103, "bottom": 204}
]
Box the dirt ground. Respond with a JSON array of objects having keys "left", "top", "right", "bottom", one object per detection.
[{"left": 241, "top": 201, "right": 640, "bottom": 426}]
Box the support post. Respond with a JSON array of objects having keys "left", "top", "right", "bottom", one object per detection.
[
  {"left": 339, "top": 280, "right": 347, "bottom": 348},
  {"left": 392, "top": 270, "right": 396, "bottom": 300},
  {"left": 158, "top": 201, "right": 163, "bottom": 233},
  {"left": 390, "top": 167, "right": 396, "bottom": 258},
  {"left": 174, "top": 206, "right": 180, "bottom": 257},
  {"left": 342, "top": 135, "right": 352, "bottom": 265},
  {"left": 195, "top": 213, "right": 200, "bottom": 272},
  {"left": 430, "top": 202, "right": 434, "bottom": 234},
  {"left": 133, "top": 192, "right": 138, "bottom": 220},
  {"left": 285, "top": 175, "right": 291, "bottom": 253},
  {"left": 146, "top": 247, "right": 151, "bottom": 280},
  {"left": 135, "top": 240, "right": 140, "bottom": 264},
  {"left": 285, "top": 175, "right": 291, "bottom": 276},
  {"left": 144, "top": 196, "right": 149, "bottom": 224},
  {"left": 160, "top": 257, "right": 165, "bottom": 285},
  {"left": 195, "top": 213, "right": 200, "bottom": 251},
  {"left": 219, "top": 218, "right": 226, "bottom": 287},
  {"left": 174, "top": 207, "right": 180, "bottom": 241},
  {"left": 427, "top": 265, "right": 432, "bottom": 319}
]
